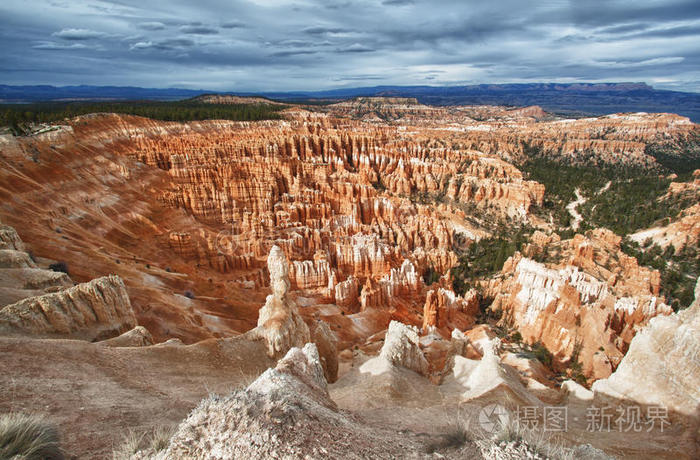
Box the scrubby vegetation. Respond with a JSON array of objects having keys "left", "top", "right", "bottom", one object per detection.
[
  {"left": 645, "top": 133, "right": 700, "bottom": 178},
  {"left": 0, "top": 413, "right": 63, "bottom": 460},
  {"left": 520, "top": 155, "right": 697, "bottom": 236},
  {"left": 48, "top": 261, "right": 69, "bottom": 275},
  {"left": 112, "top": 425, "right": 175, "bottom": 459},
  {"left": 451, "top": 225, "right": 532, "bottom": 296},
  {"left": 1, "top": 100, "right": 287, "bottom": 135},
  {"left": 482, "top": 415, "right": 575, "bottom": 460},
  {"left": 578, "top": 177, "right": 696, "bottom": 236},
  {"left": 621, "top": 239, "right": 699, "bottom": 311}
]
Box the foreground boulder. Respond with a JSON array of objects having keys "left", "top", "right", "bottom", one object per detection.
[{"left": 0, "top": 275, "right": 136, "bottom": 341}]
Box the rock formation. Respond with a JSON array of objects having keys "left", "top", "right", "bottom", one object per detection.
[
  {"left": 422, "top": 287, "right": 479, "bottom": 333},
  {"left": 0, "top": 223, "right": 25, "bottom": 251},
  {"left": 152, "top": 343, "right": 421, "bottom": 459},
  {"left": 0, "top": 275, "right": 136, "bottom": 341},
  {"left": 0, "top": 223, "right": 73, "bottom": 307},
  {"left": 2, "top": 102, "right": 698, "bottom": 459},
  {"left": 488, "top": 229, "right": 672, "bottom": 380},
  {"left": 379, "top": 320, "right": 429, "bottom": 375},
  {"left": 254, "top": 245, "right": 310, "bottom": 357},
  {"left": 311, "top": 320, "right": 339, "bottom": 383},
  {"left": 592, "top": 277, "right": 700, "bottom": 418},
  {"left": 99, "top": 325, "right": 154, "bottom": 347}
]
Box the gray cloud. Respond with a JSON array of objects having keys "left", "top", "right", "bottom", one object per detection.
[
  {"left": 302, "top": 26, "right": 351, "bottom": 35},
  {"left": 382, "top": 0, "right": 414, "bottom": 5},
  {"left": 221, "top": 21, "right": 245, "bottom": 29},
  {"left": 130, "top": 38, "right": 195, "bottom": 51},
  {"left": 338, "top": 43, "right": 374, "bottom": 53},
  {"left": 32, "top": 42, "right": 91, "bottom": 50},
  {"left": 0, "top": 0, "right": 698, "bottom": 93},
  {"left": 179, "top": 25, "right": 218, "bottom": 35},
  {"left": 138, "top": 22, "right": 166, "bottom": 31}
]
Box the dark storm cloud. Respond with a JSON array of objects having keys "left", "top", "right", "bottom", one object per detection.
[
  {"left": 0, "top": 0, "right": 699, "bottom": 92},
  {"left": 221, "top": 21, "right": 245, "bottom": 29},
  {"left": 179, "top": 25, "right": 218, "bottom": 35},
  {"left": 382, "top": 0, "right": 414, "bottom": 6},
  {"left": 302, "top": 26, "right": 352, "bottom": 35},
  {"left": 138, "top": 22, "right": 166, "bottom": 30}
]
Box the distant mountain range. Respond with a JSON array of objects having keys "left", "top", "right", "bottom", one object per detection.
[{"left": 2, "top": 82, "right": 700, "bottom": 121}]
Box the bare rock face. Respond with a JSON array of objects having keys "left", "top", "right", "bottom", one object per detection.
[
  {"left": 154, "top": 343, "right": 419, "bottom": 459},
  {"left": 255, "top": 245, "right": 310, "bottom": 357},
  {"left": 311, "top": 320, "right": 338, "bottom": 383},
  {"left": 0, "top": 224, "right": 25, "bottom": 251},
  {"left": 0, "top": 275, "right": 136, "bottom": 341},
  {"left": 98, "top": 325, "right": 154, "bottom": 347},
  {"left": 0, "top": 222, "right": 73, "bottom": 307},
  {"left": 449, "top": 338, "right": 543, "bottom": 407},
  {"left": 422, "top": 287, "right": 479, "bottom": 333},
  {"left": 379, "top": 320, "right": 429, "bottom": 375},
  {"left": 592, "top": 277, "right": 700, "bottom": 417},
  {"left": 0, "top": 249, "right": 36, "bottom": 269}
]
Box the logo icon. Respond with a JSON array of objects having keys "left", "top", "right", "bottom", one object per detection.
[
  {"left": 215, "top": 221, "right": 238, "bottom": 255},
  {"left": 478, "top": 403, "right": 509, "bottom": 434}
]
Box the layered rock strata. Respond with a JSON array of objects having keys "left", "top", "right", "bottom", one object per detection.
[{"left": 0, "top": 274, "right": 137, "bottom": 341}]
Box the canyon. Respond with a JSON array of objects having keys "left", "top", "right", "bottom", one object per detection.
[{"left": 0, "top": 98, "right": 698, "bottom": 458}]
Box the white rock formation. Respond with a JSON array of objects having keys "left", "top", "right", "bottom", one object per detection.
[
  {"left": 311, "top": 320, "right": 338, "bottom": 383},
  {"left": 379, "top": 320, "right": 429, "bottom": 375},
  {"left": 592, "top": 277, "right": 700, "bottom": 417},
  {"left": 153, "top": 343, "right": 420, "bottom": 459},
  {"left": 255, "top": 245, "right": 310, "bottom": 357},
  {"left": 452, "top": 338, "right": 542, "bottom": 406}
]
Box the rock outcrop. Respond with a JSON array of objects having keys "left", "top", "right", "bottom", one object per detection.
[
  {"left": 451, "top": 338, "right": 543, "bottom": 406},
  {"left": 311, "top": 320, "right": 338, "bottom": 383},
  {"left": 99, "top": 325, "right": 154, "bottom": 347},
  {"left": 379, "top": 320, "right": 429, "bottom": 375},
  {"left": 254, "top": 245, "right": 310, "bottom": 357},
  {"left": 0, "top": 223, "right": 73, "bottom": 307},
  {"left": 153, "top": 343, "right": 420, "bottom": 459},
  {"left": 0, "top": 223, "right": 25, "bottom": 251},
  {"left": 422, "top": 287, "right": 479, "bottom": 333},
  {"left": 592, "top": 277, "right": 700, "bottom": 417},
  {"left": 0, "top": 275, "right": 136, "bottom": 341}
]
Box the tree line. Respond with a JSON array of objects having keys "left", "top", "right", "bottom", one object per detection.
[{"left": 0, "top": 99, "right": 287, "bottom": 135}]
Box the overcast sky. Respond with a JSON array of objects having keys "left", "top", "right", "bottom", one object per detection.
[{"left": 1, "top": 0, "right": 699, "bottom": 92}]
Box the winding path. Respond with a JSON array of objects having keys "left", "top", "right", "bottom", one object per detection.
[{"left": 566, "top": 188, "right": 586, "bottom": 231}]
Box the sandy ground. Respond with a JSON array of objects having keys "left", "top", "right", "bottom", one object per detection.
[{"left": 0, "top": 335, "right": 274, "bottom": 459}]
